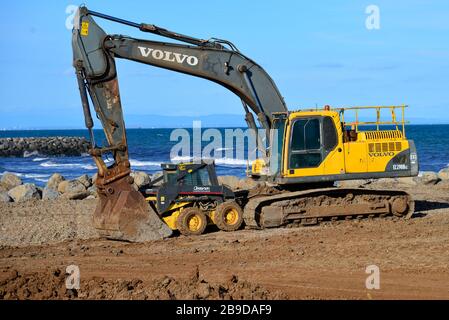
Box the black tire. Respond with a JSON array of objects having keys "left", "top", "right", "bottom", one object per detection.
[
  {"left": 214, "top": 201, "right": 244, "bottom": 231},
  {"left": 176, "top": 207, "right": 207, "bottom": 236}
]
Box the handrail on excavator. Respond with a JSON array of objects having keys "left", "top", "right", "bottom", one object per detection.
[{"left": 334, "top": 105, "right": 408, "bottom": 137}]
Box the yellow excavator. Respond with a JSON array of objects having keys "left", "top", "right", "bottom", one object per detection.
[{"left": 72, "top": 6, "right": 418, "bottom": 241}]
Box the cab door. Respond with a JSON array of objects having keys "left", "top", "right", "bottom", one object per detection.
[
  {"left": 284, "top": 115, "right": 343, "bottom": 178},
  {"left": 286, "top": 117, "right": 324, "bottom": 177}
]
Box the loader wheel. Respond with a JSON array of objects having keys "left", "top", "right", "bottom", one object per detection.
[
  {"left": 176, "top": 208, "right": 207, "bottom": 236},
  {"left": 214, "top": 201, "right": 244, "bottom": 232}
]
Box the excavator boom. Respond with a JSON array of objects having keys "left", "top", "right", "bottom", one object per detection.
[{"left": 72, "top": 6, "right": 287, "bottom": 241}]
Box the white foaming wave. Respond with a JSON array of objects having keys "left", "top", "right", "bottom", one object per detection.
[
  {"left": 0, "top": 172, "right": 50, "bottom": 180},
  {"left": 81, "top": 164, "right": 97, "bottom": 170},
  {"left": 214, "top": 158, "right": 247, "bottom": 166},
  {"left": 32, "top": 157, "right": 49, "bottom": 162},
  {"left": 129, "top": 159, "right": 161, "bottom": 167},
  {"left": 40, "top": 161, "right": 96, "bottom": 170},
  {"left": 171, "top": 156, "right": 192, "bottom": 162},
  {"left": 1, "top": 171, "right": 22, "bottom": 177},
  {"left": 23, "top": 150, "right": 40, "bottom": 158},
  {"left": 23, "top": 173, "right": 50, "bottom": 179}
]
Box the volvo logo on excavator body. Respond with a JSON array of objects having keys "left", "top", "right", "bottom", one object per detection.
[{"left": 138, "top": 46, "right": 199, "bottom": 66}]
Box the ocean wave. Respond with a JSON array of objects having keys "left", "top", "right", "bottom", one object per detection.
[
  {"left": 32, "top": 157, "right": 49, "bottom": 162},
  {"left": 0, "top": 172, "right": 50, "bottom": 179},
  {"left": 129, "top": 159, "right": 161, "bottom": 167},
  {"left": 23, "top": 150, "right": 40, "bottom": 158},
  {"left": 23, "top": 173, "right": 51, "bottom": 179},
  {"left": 214, "top": 158, "right": 248, "bottom": 166},
  {"left": 39, "top": 161, "right": 96, "bottom": 170}
]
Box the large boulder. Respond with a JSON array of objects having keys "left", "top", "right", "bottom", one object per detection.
[
  {"left": 58, "top": 180, "right": 86, "bottom": 194},
  {"left": 8, "top": 183, "right": 41, "bottom": 202},
  {"left": 77, "top": 174, "right": 92, "bottom": 188},
  {"left": 131, "top": 171, "right": 150, "bottom": 188},
  {"left": 0, "top": 172, "right": 22, "bottom": 190},
  {"left": 438, "top": 167, "right": 449, "bottom": 181},
  {"left": 436, "top": 179, "right": 449, "bottom": 189},
  {"left": 46, "top": 173, "right": 65, "bottom": 190},
  {"left": 87, "top": 185, "right": 98, "bottom": 197},
  {"left": 418, "top": 171, "right": 440, "bottom": 185},
  {"left": 62, "top": 191, "right": 90, "bottom": 200},
  {"left": 42, "top": 187, "right": 59, "bottom": 200},
  {"left": 217, "top": 175, "right": 240, "bottom": 190},
  {"left": 0, "top": 192, "right": 11, "bottom": 203},
  {"left": 150, "top": 172, "right": 163, "bottom": 186},
  {"left": 237, "top": 177, "right": 264, "bottom": 190},
  {"left": 92, "top": 173, "right": 98, "bottom": 184}
]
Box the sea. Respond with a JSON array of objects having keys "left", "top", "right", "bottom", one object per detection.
[{"left": 1, "top": 125, "right": 448, "bottom": 186}]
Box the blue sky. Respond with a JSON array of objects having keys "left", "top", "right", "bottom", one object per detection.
[{"left": 0, "top": 0, "right": 448, "bottom": 129}]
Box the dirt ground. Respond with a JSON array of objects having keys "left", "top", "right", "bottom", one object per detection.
[{"left": 1, "top": 182, "right": 449, "bottom": 300}]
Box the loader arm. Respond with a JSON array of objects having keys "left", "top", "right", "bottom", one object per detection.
[{"left": 72, "top": 6, "right": 287, "bottom": 241}]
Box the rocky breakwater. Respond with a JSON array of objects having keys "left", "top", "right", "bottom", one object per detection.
[{"left": 0, "top": 137, "right": 90, "bottom": 157}]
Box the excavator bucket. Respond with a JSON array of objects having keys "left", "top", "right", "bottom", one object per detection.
[{"left": 93, "top": 175, "right": 172, "bottom": 242}]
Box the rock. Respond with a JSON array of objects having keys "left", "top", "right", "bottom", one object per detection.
[
  {"left": 0, "top": 183, "right": 8, "bottom": 192},
  {"left": 218, "top": 176, "right": 240, "bottom": 190},
  {"left": 58, "top": 180, "right": 86, "bottom": 194},
  {"left": 417, "top": 171, "right": 440, "bottom": 185},
  {"left": 0, "top": 173, "right": 22, "bottom": 190},
  {"left": 92, "top": 173, "right": 98, "bottom": 184},
  {"left": 62, "top": 191, "right": 90, "bottom": 200},
  {"left": 337, "top": 179, "right": 370, "bottom": 188},
  {"left": 396, "top": 177, "right": 417, "bottom": 186},
  {"left": 196, "top": 282, "right": 211, "bottom": 299},
  {"left": 46, "top": 173, "right": 65, "bottom": 190},
  {"left": 85, "top": 195, "right": 96, "bottom": 200},
  {"left": 150, "top": 172, "right": 163, "bottom": 186},
  {"left": 87, "top": 185, "right": 97, "bottom": 197},
  {"left": 0, "top": 192, "right": 11, "bottom": 203},
  {"left": 436, "top": 180, "right": 449, "bottom": 189},
  {"left": 130, "top": 171, "right": 150, "bottom": 188},
  {"left": 438, "top": 167, "right": 449, "bottom": 181},
  {"left": 77, "top": 174, "right": 92, "bottom": 188},
  {"left": 8, "top": 184, "right": 41, "bottom": 202},
  {"left": 237, "top": 177, "right": 264, "bottom": 190},
  {"left": 42, "top": 187, "right": 59, "bottom": 200}
]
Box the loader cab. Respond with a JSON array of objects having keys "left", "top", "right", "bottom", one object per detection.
[{"left": 161, "top": 161, "right": 219, "bottom": 187}]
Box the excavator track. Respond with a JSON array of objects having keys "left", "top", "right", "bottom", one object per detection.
[{"left": 243, "top": 187, "right": 414, "bottom": 229}]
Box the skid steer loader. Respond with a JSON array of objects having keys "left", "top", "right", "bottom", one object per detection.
[{"left": 143, "top": 161, "right": 244, "bottom": 236}]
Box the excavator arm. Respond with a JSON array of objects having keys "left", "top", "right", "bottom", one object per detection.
[{"left": 72, "top": 6, "right": 287, "bottom": 241}]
